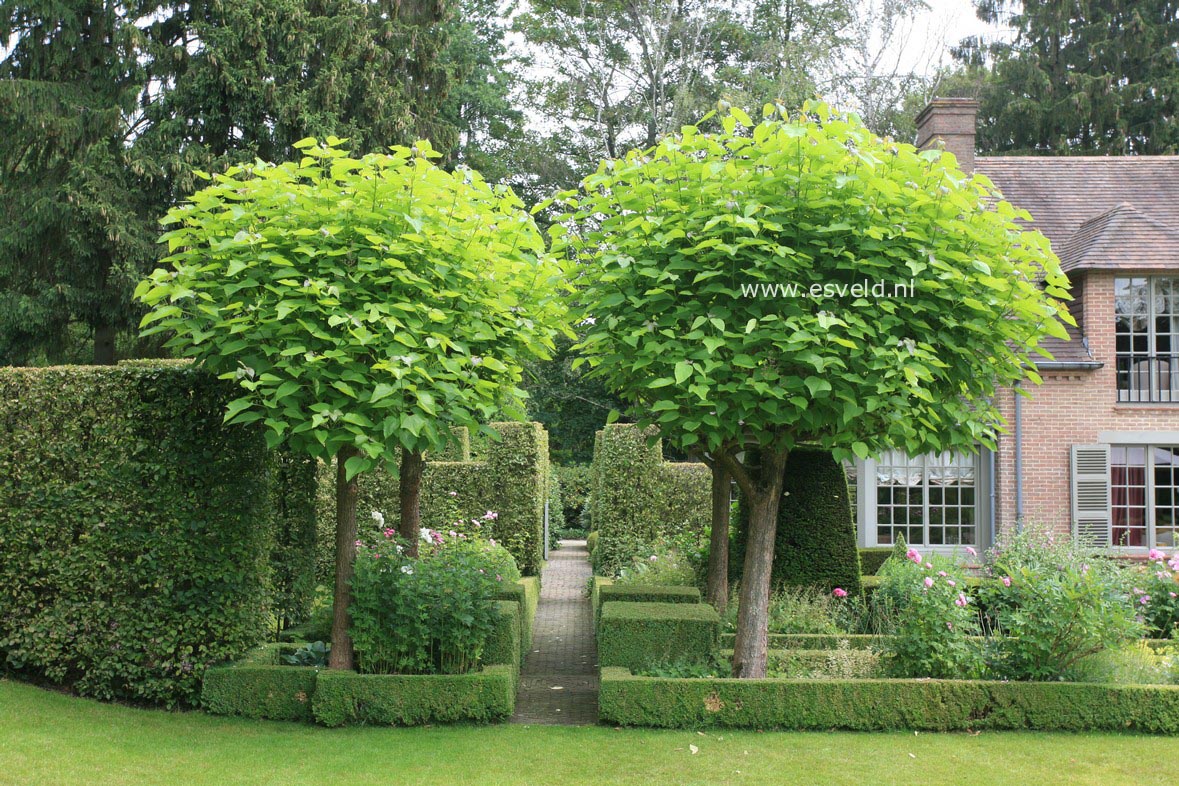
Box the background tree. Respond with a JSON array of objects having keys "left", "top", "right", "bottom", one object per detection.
[
  {"left": 0, "top": 1, "right": 158, "bottom": 365},
  {"left": 956, "top": 0, "right": 1179, "bottom": 154},
  {"left": 563, "top": 103, "right": 1072, "bottom": 677},
  {"left": 0, "top": 0, "right": 460, "bottom": 365},
  {"left": 136, "top": 140, "right": 570, "bottom": 669}
]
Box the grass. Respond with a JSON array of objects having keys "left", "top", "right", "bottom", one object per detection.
[{"left": 0, "top": 678, "right": 1174, "bottom": 786}]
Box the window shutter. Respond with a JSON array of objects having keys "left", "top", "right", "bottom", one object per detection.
[{"left": 1070, "top": 444, "right": 1111, "bottom": 547}]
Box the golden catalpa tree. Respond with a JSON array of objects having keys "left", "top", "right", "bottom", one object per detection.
[
  {"left": 562, "top": 102, "right": 1072, "bottom": 678},
  {"left": 137, "top": 139, "right": 571, "bottom": 668}
]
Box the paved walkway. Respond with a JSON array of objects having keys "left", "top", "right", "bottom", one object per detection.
[{"left": 511, "top": 539, "right": 598, "bottom": 725}]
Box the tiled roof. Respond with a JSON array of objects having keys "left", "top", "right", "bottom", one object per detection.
[
  {"left": 975, "top": 157, "right": 1179, "bottom": 265},
  {"left": 1055, "top": 203, "right": 1179, "bottom": 272},
  {"left": 1035, "top": 324, "right": 1098, "bottom": 367}
]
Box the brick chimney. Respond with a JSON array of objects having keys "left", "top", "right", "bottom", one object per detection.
[{"left": 915, "top": 98, "right": 979, "bottom": 173}]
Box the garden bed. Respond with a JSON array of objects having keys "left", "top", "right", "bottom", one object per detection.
[{"left": 599, "top": 667, "right": 1179, "bottom": 733}]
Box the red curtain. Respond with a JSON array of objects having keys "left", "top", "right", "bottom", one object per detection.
[{"left": 1111, "top": 464, "right": 1146, "bottom": 547}]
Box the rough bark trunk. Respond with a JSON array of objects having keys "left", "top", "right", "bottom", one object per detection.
[
  {"left": 93, "top": 324, "right": 116, "bottom": 365},
  {"left": 706, "top": 462, "right": 731, "bottom": 612},
  {"left": 328, "top": 445, "right": 360, "bottom": 670},
  {"left": 730, "top": 448, "right": 789, "bottom": 678},
  {"left": 399, "top": 447, "right": 425, "bottom": 557}
]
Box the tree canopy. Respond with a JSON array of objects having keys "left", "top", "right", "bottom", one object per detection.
[{"left": 561, "top": 102, "right": 1073, "bottom": 676}]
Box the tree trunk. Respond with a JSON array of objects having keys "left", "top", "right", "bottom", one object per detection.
[
  {"left": 400, "top": 447, "right": 424, "bottom": 557},
  {"left": 329, "top": 445, "right": 360, "bottom": 670},
  {"left": 93, "top": 324, "right": 116, "bottom": 365},
  {"left": 731, "top": 448, "right": 789, "bottom": 678},
  {"left": 706, "top": 462, "right": 731, "bottom": 612}
]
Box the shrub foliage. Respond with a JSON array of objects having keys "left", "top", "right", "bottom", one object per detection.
[{"left": 0, "top": 365, "right": 296, "bottom": 706}]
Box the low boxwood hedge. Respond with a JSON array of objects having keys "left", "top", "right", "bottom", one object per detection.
[
  {"left": 599, "top": 668, "right": 1179, "bottom": 733},
  {"left": 483, "top": 601, "right": 522, "bottom": 676},
  {"left": 596, "top": 584, "right": 701, "bottom": 616},
  {"left": 200, "top": 644, "right": 318, "bottom": 722},
  {"left": 598, "top": 601, "right": 720, "bottom": 671},
  {"left": 312, "top": 665, "right": 516, "bottom": 726},
  {"left": 493, "top": 577, "right": 540, "bottom": 652}
]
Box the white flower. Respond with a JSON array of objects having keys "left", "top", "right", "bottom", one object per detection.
[
  {"left": 400, "top": 565, "right": 414, "bottom": 575},
  {"left": 371, "top": 511, "right": 385, "bottom": 526},
  {"left": 420, "top": 528, "right": 433, "bottom": 543},
  {"left": 649, "top": 555, "right": 658, "bottom": 562}
]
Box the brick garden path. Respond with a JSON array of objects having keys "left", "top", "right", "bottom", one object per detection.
[{"left": 511, "top": 539, "right": 598, "bottom": 725}]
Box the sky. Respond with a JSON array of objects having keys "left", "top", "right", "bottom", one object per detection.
[{"left": 909, "top": 0, "right": 1009, "bottom": 73}]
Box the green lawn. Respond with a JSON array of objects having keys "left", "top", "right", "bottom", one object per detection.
[{"left": 0, "top": 679, "right": 1172, "bottom": 786}]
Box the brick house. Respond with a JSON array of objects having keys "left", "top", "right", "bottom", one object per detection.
[{"left": 848, "top": 98, "right": 1179, "bottom": 556}]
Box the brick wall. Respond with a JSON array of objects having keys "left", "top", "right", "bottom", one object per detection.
[{"left": 994, "top": 270, "right": 1179, "bottom": 539}]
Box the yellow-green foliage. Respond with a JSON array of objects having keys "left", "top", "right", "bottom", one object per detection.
[
  {"left": 599, "top": 669, "right": 1179, "bottom": 732},
  {"left": 590, "top": 424, "right": 709, "bottom": 576},
  {"left": 597, "top": 601, "right": 720, "bottom": 671},
  {"left": 312, "top": 666, "right": 516, "bottom": 726}
]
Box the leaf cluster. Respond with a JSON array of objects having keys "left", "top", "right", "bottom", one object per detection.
[
  {"left": 560, "top": 102, "right": 1074, "bottom": 461},
  {"left": 137, "top": 139, "right": 571, "bottom": 477}
]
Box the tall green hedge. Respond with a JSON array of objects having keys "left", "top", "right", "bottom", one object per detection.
[
  {"left": 590, "top": 424, "right": 709, "bottom": 576},
  {"left": 555, "top": 463, "right": 592, "bottom": 530},
  {"left": 0, "top": 365, "right": 295, "bottom": 706},
  {"left": 268, "top": 452, "right": 319, "bottom": 629},
  {"left": 317, "top": 422, "right": 551, "bottom": 576},
  {"left": 733, "top": 448, "right": 862, "bottom": 595}
]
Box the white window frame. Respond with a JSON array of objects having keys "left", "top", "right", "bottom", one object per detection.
[
  {"left": 849, "top": 450, "right": 988, "bottom": 552},
  {"left": 1108, "top": 443, "right": 1179, "bottom": 551}
]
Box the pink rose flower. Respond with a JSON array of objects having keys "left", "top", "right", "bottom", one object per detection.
[
  {"left": 1002, "top": 576, "right": 1012, "bottom": 588},
  {"left": 833, "top": 588, "right": 848, "bottom": 598},
  {"left": 1148, "top": 548, "right": 1167, "bottom": 562},
  {"left": 906, "top": 548, "right": 922, "bottom": 564},
  {"left": 1139, "top": 595, "right": 1151, "bottom": 605},
  {"left": 947, "top": 580, "right": 957, "bottom": 587},
  {"left": 965, "top": 546, "right": 977, "bottom": 557},
  {"left": 923, "top": 577, "right": 934, "bottom": 588},
  {"left": 955, "top": 593, "right": 968, "bottom": 607}
]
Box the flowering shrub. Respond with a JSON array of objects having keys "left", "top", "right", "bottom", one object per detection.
[
  {"left": 349, "top": 518, "right": 517, "bottom": 675},
  {"left": 875, "top": 547, "right": 983, "bottom": 678},
  {"left": 979, "top": 526, "right": 1142, "bottom": 681},
  {"left": 1135, "top": 549, "right": 1179, "bottom": 638}
]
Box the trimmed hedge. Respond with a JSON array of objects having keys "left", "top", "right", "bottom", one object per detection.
[
  {"left": 200, "top": 644, "right": 318, "bottom": 721},
  {"left": 0, "top": 364, "right": 301, "bottom": 707},
  {"left": 858, "top": 548, "right": 893, "bottom": 576},
  {"left": 556, "top": 463, "right": 593, "bottom": 531},
  {"left": 268, "top": 452, "right": 320, "bottom": 629},
  {"left": 312, "top": 665, "right": 516, "bottom": 726},
  {"left": 599, "top": 669, "right": 1179, "bottom": 732},
  {"left": 493, "top": 577, "right": 540, "bottom": 652},
  {"left": 733, "top": 448, "right": 862, "bottom": 595},
  {"left": 317, "top": 422, "right": 551, "bottom": 577},
  {"left": 483, "top": 600, "right": 523, "bottom": 676},
  {"left": 590, "top": 424, "right": 709, "bottom": 576},
  {"left": 597, "top": 601, "right": 720, "bottom": 671},
  {"left": 596, "top": 584, "right": 702, "bottom": 618}
]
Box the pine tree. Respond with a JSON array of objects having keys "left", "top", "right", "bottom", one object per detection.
[
  {"left": 0, "top": 0, "right": 458, "bottom": 365},
  {"left": 958, "top": 0, "right": 1179, "bottom": 154}
]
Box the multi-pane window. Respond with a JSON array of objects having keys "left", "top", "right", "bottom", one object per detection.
[
  {"left": 1115, "top": 277, "right": 1179, "bottom": 402},
  {"left": 1110, "top": 445, "right": 1179, "bottom": 549},
  {"left": 874, "top": 451, "right": 976, "bottom": 547}
]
